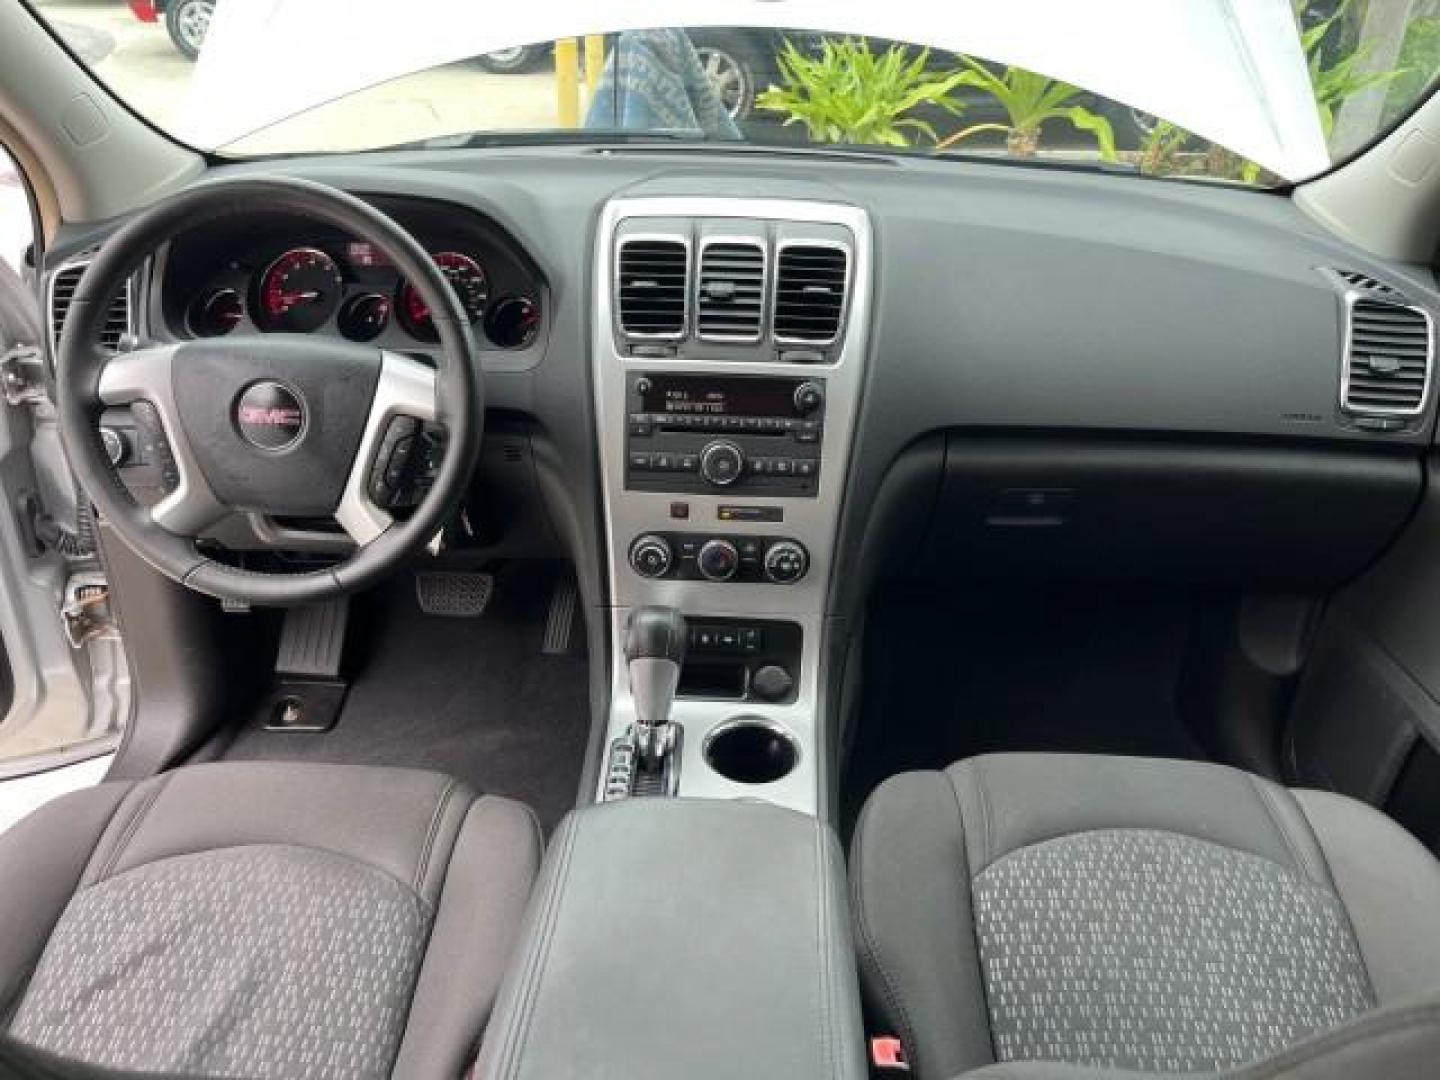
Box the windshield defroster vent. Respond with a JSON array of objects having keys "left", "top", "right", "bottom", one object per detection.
[
  {"left": 50, "top": 260, "right": 131, "bottom": 355},
  {"left": 773, "top": 244, "right": 849, "bottom": 345},
  {"left": 1342, "top": 295, "right": 1433, "bottom": 417},
  {"left": 696, "top": 241, "right": 766, "bottom": 341},
  {"left": 616, "top": 237, "right": 689, "bottom": 339}
]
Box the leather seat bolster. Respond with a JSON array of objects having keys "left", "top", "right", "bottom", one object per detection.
[
  {"left": 852, "top": 770, "right": 996, "bottom": 1080},
  {"left": 0, "top": 781, "right": 134, "bottom": 1017},
  {"left": 1295, "top": 789, "right": 1440, "bottom": 1004},
  {"left": 79, "top": 760, "right": 476, "bottom": 906},
  {"left": 948, "top": 754, "right": 1331, "bottom": 884},
  {"left": 394, "top": 794, "right": 543, "bottom": 1080}
]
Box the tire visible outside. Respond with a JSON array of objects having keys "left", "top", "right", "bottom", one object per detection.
[
  {"left": 691, "top": 35, "right": 762, "bottom": 122},
  {"left": 166, "top": 0, "right": 214, "bottom": 61},
  {"left": 475, "top": 45, "right": 547, "bottom": 74}
]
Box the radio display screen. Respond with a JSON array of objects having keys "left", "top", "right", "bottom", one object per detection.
[{"left": 637, "top": 375, "right": 799, "bottom": 418}]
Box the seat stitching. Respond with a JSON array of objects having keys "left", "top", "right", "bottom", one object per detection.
[
  {"left": 968, "top": 762, "right": 994, "bottom": 871},
  {"left": 850, "top": 792, "right": 922, "bottom": 1071},
  {"left": 814, "top": 819, "right": 835, "bottom": 1080},
  {"left": 1250, "top": 773, "right": 1313, "bottom": 884},
  {"left": 95, "top": 774, "right": 171, "bottom": 884},
  {"left": 413, "top": 778, "right": 462, "bottom": 894},
  {"left": 496, "top": 811, "right": 580, "bottom": 1080},
  {"left": 946, "top": 766, "right": 1000, "bottom": 1065}
]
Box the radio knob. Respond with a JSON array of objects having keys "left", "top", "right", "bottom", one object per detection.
[
  {"left": 699, "top": 440, "right": 745, "bottom": 486},
  {"left": 629, "top": 535, "right": 673, "bottom": 579},
  {"left": 697, "top": 539, "right": 740, "bottom": 582},
  {"left": 763, "top": 540, "right": 810, "bottom": 584},
  {"left": 793, "top": 382, "right": 824, "bottom": 416}
]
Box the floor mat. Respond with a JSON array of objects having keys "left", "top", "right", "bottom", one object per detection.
[
  {"left": 221, "top": 562, "right": 590, "bottom": 832},
  {"left": 843, "top": 586, "right": 1211, "bottom": 833}
]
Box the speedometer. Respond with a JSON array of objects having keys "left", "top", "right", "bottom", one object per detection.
[
  {"left": 399, "top": 251, "right": 489, "bottom": 340},
  {"left": 256, "top": 247, "right": 343, "bottom": 333}
]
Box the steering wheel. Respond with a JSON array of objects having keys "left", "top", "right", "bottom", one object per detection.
[{"left": 55, "top": 176, "right": 483, "bottom": 606}]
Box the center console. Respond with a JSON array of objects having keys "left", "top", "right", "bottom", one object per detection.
[{"left": 593, "top": 197, "right": 871, "bottom": 814}]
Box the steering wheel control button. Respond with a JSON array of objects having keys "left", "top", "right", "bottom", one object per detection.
[
  {"left": 699, "top": 440, "right": 744, "bottom": 486},
  {"left": 697, "top": 538, "right": 740, "bottom": 582},
  {"left": 763, "top": 541, "right": 810, "bottom": 584},
  {"left": 99, "top": 427, "right": 129, "bottom": 467},
  {"left": 235, "top": 381, "right": 306, "bottom": 452},
  {"left": 629, "top": 535, "right": 674, "bottom": 579},
  {"left": 129, "top": 401, "right": 179, "bottom": 493}
]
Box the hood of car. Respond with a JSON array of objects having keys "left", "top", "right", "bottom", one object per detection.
[{"left": 179, "top": 0, "right": 1327, "bottom": 178}]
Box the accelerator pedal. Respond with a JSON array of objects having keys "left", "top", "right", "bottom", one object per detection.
[
  {"left": 416, "top": 571, "right": 494, "bottom": 617},
  {"left": 542, "top": 574, "right": 579, "bottom": 655},
  {"left": 263, "top": 596, "right": 351, "bottom": 732}
]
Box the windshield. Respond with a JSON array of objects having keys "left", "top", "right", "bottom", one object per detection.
[{"left": 21, "top": 0, "right": 1440, "bottom": 186}]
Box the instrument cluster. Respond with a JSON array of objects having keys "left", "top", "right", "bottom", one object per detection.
[{"left": 163, "top": 202, "right": 544, "bottom": 352}]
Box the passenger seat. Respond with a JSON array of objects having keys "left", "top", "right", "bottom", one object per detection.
[{"left": 851, "top": 753, "right": 1440, "bottom": 1078}]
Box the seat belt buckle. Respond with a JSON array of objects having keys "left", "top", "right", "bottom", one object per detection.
[{"left": 870, "top": 1036, "right": 909, "bottom": 1072}]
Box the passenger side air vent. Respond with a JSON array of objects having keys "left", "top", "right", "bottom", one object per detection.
[
  {"left": 50, "top": 260, "right": 131, "bottom": 355},
  {"left": 773, "top": 244, "right": 849, "bottom": 344},
  {"left": 1342, "top": 295, "right": 1433, "bottom": 416},
  {"left": 696, "top": 241, "right": 766, "bottom": 342},
  {"left": 1337, "top": 269, "right": 1404, "bottom": 302},
  {"left": 616, "top": 237, "right": 689, "bottom": 338}
]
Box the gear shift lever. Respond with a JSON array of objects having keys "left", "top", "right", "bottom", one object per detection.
[{"left": 625, "top": 606, "right": 687, "bottom": 774}]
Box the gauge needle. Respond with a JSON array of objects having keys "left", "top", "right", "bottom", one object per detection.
[{"left": 276, "top": 290, "right": 321, "bottom": 307}]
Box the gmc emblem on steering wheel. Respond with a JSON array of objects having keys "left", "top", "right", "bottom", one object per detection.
[{"left": 235, "top": 381, "right": 307, "bottom": 451}]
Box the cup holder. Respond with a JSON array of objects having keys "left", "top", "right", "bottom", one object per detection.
[{"left": 703, "top": 718, "right": 799, "bottom": 785}]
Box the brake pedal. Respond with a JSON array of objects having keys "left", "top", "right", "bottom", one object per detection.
[{"left": 416, "top": 571, "right": 494, "bottom": 617}]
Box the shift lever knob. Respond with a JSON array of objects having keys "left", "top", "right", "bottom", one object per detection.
[{"left": 625, "top": 607, "right": 687, "bottom": 757}]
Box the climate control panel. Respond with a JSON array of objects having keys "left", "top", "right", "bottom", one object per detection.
[
  {"left": 629, "top": 533, "right": 810, "bottom": 585},
  {"left": 625, "top": 372, "right": 824, "bottom": 497}
]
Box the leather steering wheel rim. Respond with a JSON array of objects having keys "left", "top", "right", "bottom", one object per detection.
[{"left": 55, "top": 175, "right": 483, "bottom": 606}]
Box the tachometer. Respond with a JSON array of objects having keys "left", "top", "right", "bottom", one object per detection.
[
  {"left": 399, "top": 251, "right": 488, "bottom": 340},
  {"left": 257, "top": 247, "right": 343, "bottom": 333}
]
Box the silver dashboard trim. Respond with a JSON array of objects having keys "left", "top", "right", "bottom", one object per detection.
[
  {"left": 1338, "top": 287, "right": 1434, "bottom": 419},
  {"left": 593, "top": 196, "right": 872, "bottom": 815}
]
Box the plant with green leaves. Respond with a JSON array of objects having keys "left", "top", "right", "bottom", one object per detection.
[
  {"left": 756, "top": 38, "right": 967, "bottom": 147},
  {"left": 934, "top": 58, "right": 1116, "bottom": 160},
  {"left": 1298, "top": 0, "right": 1410, "bottom": 139}
]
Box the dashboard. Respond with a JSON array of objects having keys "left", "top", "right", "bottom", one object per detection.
[{"left": 156, "top": 195, "right": 545, "bottom": 354}]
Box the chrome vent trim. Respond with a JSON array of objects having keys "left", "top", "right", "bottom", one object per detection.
[
  {"left": 772, "top": 242, "right": 850, "bottom": 345},
  {"left": 1336, "top": 269, "right": 1404, "bottom": 301},
  {"left": 615, "top": 235, "right": 690, "bottom": 339},
  {"left": 1341, "top": 292, "right": 1433, "bottom": 417},
  {"left": 695, "top": 239, "right": 766, "bottom": 342},
  {"left": 49, "top": 256, "right": 132, "bottom": 356}
]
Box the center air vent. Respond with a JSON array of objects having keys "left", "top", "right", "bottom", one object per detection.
[
  {"left": 696, "top": 241, "right": 765, "bottom": 341},
  {"left": 773, "top": 244, "right": 849, "bottom": 344},
  {"left": 616, "top": 237, "right": 689, "bottom": 339},
  {"left": 1342, "top": 295, "right": 1433, "bottom": 416},
  {"left": 50, "top": 260, "right": 131, "bottom": 355}
]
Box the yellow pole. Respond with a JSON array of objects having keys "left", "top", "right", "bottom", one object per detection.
[
  {"left": 584, "top": 35, "right": 607, "bottom": 95},
  {"left": 555, "top": 38, "right": 581, "bottom": 129}
]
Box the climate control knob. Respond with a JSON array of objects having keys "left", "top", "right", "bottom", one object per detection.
[
  {"left": 697, "top": 539, "right": 740, "bottom": 582},
  {"left": 699, "top": 440, "right": 745, "bottom": 486},
  {"left": 763, "top": 541, "right": 810, "bottom": 584},
  {"left": 629, "top": 534, "right": 673, "bottom": 579}
]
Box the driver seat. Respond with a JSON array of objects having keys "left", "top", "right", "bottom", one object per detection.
[{"left": 0, "top": 761, "right": 542, "bottom": 1079}]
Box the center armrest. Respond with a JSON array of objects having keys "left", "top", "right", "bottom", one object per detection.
[{"left": 476, "top": 798, "right": 866, "bottom": 1080}]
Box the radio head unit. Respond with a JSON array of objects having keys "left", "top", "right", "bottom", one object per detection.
[{"left": 626, "top": 372, "right": 825, "bottom": 497}]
